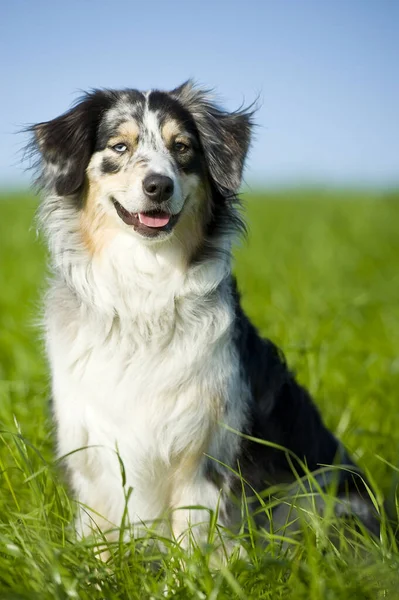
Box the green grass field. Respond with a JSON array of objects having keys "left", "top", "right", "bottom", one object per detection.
[{"left": 1, "top": 189, "right": 399, "bottom": 599}]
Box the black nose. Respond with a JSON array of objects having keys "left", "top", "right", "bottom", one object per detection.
[{"left": 142, "top": 174, "right": 174, "bottom": 202}]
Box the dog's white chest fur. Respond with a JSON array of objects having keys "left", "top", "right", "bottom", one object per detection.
[{"left": 46, "top": 239, "right": 246, "bottom": 532}]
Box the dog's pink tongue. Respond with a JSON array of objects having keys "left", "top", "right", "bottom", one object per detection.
[{"left": 138, "top": 213, "right": 170, "bottom": 228}]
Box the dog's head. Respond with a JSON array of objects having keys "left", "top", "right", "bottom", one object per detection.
[{"left": 32, "top": 82, "right": 253, "bottom": 253}]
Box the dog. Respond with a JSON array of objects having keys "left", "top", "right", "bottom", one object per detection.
[{"left": 30, "top": 81, "right": 377, "bottom": 554}]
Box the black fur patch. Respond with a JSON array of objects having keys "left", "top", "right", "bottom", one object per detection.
[
  {"left": 229, "top": 278, "right": 379, "bottom": 532},
  {"left": 230, "top": 277, "right": 342, "bottom": 484},
  {"left": 101, "top": 156, "right": 120, "bottom": 174},
  {"left": 96, "top": 90, "right": 145, "bottom": 151},
  {"left": 148, "top": 91, "right": 198, "bottom": 133},
  {"left": 31, "top": 90, "right": 118, "bottom": 195}
]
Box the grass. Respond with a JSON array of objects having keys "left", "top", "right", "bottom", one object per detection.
[{"left": 1, "top": 188, "right": 399, "bottom": 598}]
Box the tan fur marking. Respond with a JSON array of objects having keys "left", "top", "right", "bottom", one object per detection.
[
  {"left": 161, "top": 119, "right": 191, "bottom": 147},
  {"left": 80, "top": 181, "right": 117, "bottom": 256},
  {"left": 108, "top": 120, "right": 140, "bottom": 150}
]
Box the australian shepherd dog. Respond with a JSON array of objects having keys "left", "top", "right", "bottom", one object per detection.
[{"left": 30, "top": 81, "right": 377, "bottom": 555}]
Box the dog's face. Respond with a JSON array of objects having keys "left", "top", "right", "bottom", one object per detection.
[
  {"left": 86, "top": 91, "right": 206, "bottom": 241},
  {"left": 33, "top": 82, "right": 252, "bottom": 252}
]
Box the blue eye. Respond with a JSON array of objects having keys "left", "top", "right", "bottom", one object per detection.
[{"left": 112, "top": 143, "right": 127, "bottom": 153}]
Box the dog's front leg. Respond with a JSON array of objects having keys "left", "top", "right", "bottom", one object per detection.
[{"left": 170, "top": 470, "right": 236, "bottom": 561}]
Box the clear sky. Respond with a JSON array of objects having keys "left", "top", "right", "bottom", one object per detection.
[{"left": 1, "top": 0, "right": 398, "bottom": 187}]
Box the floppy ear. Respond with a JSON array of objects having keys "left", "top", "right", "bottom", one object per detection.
[
  {"left": 172, "top": 81, "right": 254, "bottom": 194},
  {"left": 31, "top": 90, "right": 113, "bottom": 196}
]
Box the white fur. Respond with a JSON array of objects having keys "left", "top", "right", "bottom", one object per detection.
[{"left": 42, "top": 188, "right": 248, "bottom": 545}]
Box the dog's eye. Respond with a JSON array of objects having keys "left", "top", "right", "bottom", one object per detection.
[
  {"left": 112, "top": 143, "right": 128, "bottom": 154},
  {"left": 174, "top": 141, "right": 190, "bottom": 153}
]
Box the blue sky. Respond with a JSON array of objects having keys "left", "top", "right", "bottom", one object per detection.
[{"left": 1, "top": 0, "right": 398, "bottom": 187}]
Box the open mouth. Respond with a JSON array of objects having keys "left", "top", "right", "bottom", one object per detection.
[{"left": 112, "top": 199, "right": 180, "bottom": 237}]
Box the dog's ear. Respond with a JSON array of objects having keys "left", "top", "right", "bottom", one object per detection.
[
  {"left": 31, "top": 90, "right": 113, "bottom": 196},
  {"left": 172, "top": 81, "right": 254, "bottom": 194}
]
